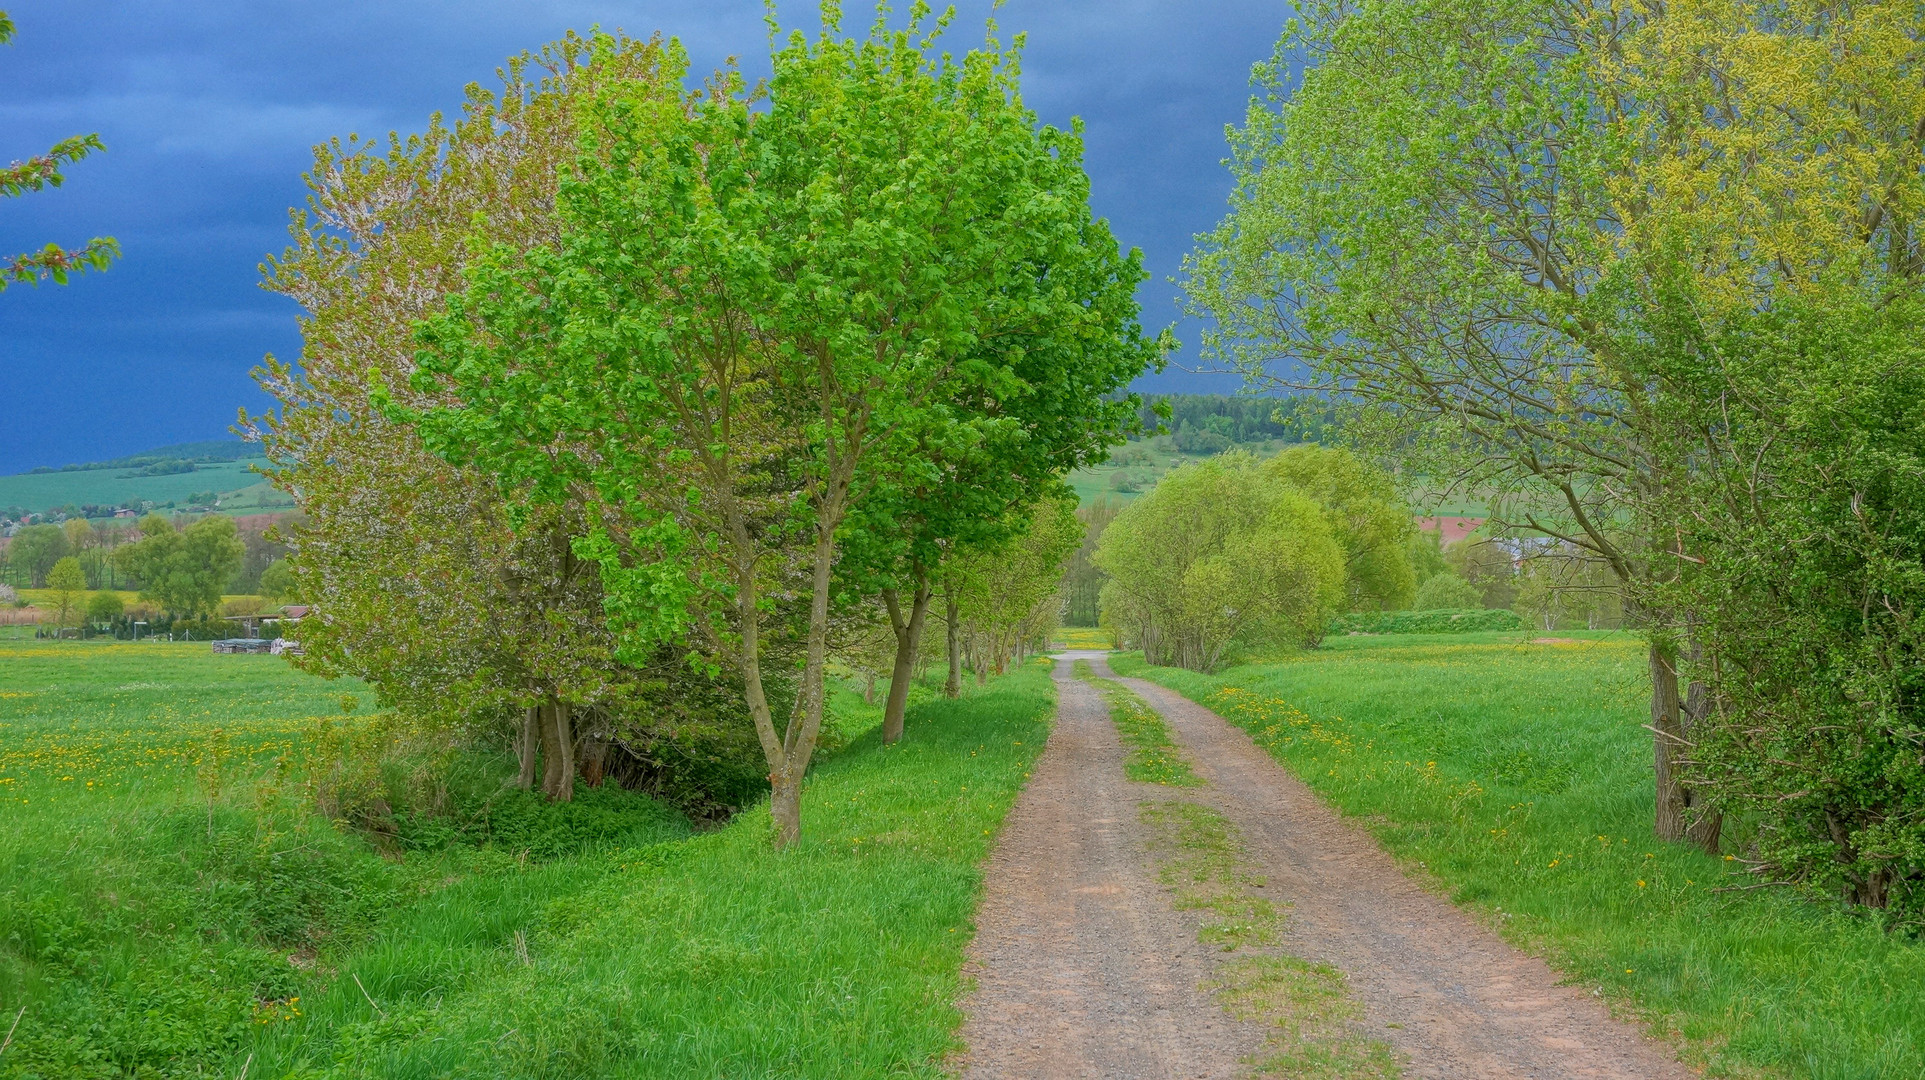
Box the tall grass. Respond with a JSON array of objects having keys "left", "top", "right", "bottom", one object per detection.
[
  {"left": 1115, "top": 633, "right": 1925, "bottom": 1079},
  {"left": 0, "top": 642, "right": 1054, "bottom": 1079}
]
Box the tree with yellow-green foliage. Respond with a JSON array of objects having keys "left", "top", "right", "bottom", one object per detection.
[
  {"left": 45, "top": 556, "right": 85, "bottom": 632},
  {"left": 1189, "top": 0, "right": 1925, "bottom": 906},
  {"left": 1263, "top": 445, "right": 1414, "bottom": 611},
  {"left": 1098, "top": 453, "right": 1344, "bottom": 671}
]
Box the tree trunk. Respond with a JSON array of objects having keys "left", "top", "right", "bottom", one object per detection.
[
  {"left": 515, "top": 706, "right": 539, "bottom": 790},
  {"left": 537, "top": 700, "right": 563, "bottom": 800},
  {"left": 538, "top": 699, "right": 576, "bottom": 803},
  {"left": 771, "top": 766, "right": 803, "bottom": 850},
  {"left": 577, "top": 714, "right": 609, "bottom": 788},
  {"left": 769, "top": 483, "right": 846, "bottom": 850},
  {"left": 863, "top": 673, "right": 876, "bottom": 705},
  {"left": 881, "top": 579, "right": 931, "bottom": 745},
  {"left": 1649, "top": 643, "right": 1718, "bottom": 853},
  {"left": 553, "top": 701, "right": 575, "bottom": 802},
  {"left": 944, "top": 594, "right": 962, "bottom": 698},
  {"left": 1680, "top": 668, "right": 1722, "bottom": 852}
]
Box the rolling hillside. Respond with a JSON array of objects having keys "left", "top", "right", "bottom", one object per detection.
[{"left": 0, "top": 441, "right": 291, "bottom": 518}]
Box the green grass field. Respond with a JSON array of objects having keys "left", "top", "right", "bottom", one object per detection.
[
  {"left": 0, "top": 457, "right": 293, "bottom": 515},
  {"left": 0, "top": 641, "right": 1053, "bottom": 1079},
  {"left": 1114, "top": 634, "right": 1925, "bottom": 1079}
]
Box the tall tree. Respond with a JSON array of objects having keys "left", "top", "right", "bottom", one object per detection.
[
  {"left": 1, "top": 12, "right": 118, "bottom": 292},
  {"left": 412, "top": 10, "right": 1155, "bottom": 846},
  {"left": 248, "top": 33, "right": 711, "bottom": 803},
  {"left": 1601, "top": 0, "right": 1925, "bottom": 911},
  {"left": 1181, "top": 0, "right": 1730, "bottom": 848}
]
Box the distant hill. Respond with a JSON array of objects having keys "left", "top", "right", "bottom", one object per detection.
[
  {"left": 23, "top": 439, "right": 261, "bottom": 475},
  {"left": 0, "top": 440, "right": 290, "bottom": 520}
]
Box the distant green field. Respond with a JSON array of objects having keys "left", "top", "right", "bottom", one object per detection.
[{"left": 0, "top": 457, "right": 291, "bottom": 515}]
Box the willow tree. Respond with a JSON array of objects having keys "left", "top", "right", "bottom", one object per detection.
[
  {"left": 1098, "top": 454, "right": 1345, "bottom": 671},
  {"left": 412, "top": 9, "right": 1154, "bottom": 847}
]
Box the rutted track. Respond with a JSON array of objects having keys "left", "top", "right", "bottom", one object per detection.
[{"left": 956, "top": 652, "right": 1696, "bottom": 1079}]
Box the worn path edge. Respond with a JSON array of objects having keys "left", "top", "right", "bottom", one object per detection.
[{"left": 1107, "top": 654, "right": 1698, "bottom": 1080}]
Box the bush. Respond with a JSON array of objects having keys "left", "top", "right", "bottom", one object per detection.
[
  {"left": 1412, "top": 572, "right": 1483, "bottom": 610},
  {"left": 392, "top": 780, "right": 689, "bottom": 859},
  {"left": 86, "top": 590, "right": 123, "bottom": 624},
  {"left": 1328, "top": 608, "right": 1525, "bottom": 634}
]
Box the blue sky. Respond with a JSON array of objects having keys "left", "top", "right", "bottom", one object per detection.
[{"left": 0, "top": 1, "right": 1283, "bottom": 474}]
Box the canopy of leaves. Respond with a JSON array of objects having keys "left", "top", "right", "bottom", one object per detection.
[
  {"left": 1097, "top": 453, "right": 1344, "bottom": 671},
  {"left": 114, "top": 515, "right": 245, "bottom": 619}
]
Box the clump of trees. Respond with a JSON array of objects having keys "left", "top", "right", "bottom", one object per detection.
[
  {"left": 1188, "top": 0, "right": 1925, "bottom": 917},
  {"left": 252, "top": 13, "right": 1151, "bottom": 846},
  {"left": 1096, "top": 447, "right": 1403, "bottom": 670},
  {"left": 114, "top": 514, "right": 245, "bottom": 621}
]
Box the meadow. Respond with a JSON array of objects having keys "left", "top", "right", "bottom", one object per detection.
[
  {"left": 0, "top": 641, "right": 1052, "bottom": 1079},
  {"left": 1115, "top": 634, "right": 1925, "bottom": 1079}
]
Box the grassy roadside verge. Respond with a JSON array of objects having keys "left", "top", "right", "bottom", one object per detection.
[
  {"left": 1113, "top": 635, "right": 1925, "bottom": 1079},
  {"left": 1, "top": 643, "right": 1054, "bottom": 1079}
]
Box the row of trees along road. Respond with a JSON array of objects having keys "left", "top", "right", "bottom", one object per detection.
[
  {"left": 1188, "top": 0, "right": 1925, "bottom": 915},
  {"left": 248, "top": 15, "right": 1157, "bottom": 846}
]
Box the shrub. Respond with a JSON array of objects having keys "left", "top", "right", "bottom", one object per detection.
[
  {"left": 1412, "top": 572, "right": 1482, "bottom": 610},
  {"left": 1328, "top": 608, "right": 1525, "bottom": 635}
]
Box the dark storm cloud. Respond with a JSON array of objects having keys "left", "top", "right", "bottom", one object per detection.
[{"left": 0, "top": 1, "right": 1285, "bottom": 473}]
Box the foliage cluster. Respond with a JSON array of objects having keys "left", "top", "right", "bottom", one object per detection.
[
  {"left": 1096, "top": 446, "right": 1409, "bottom": 671},
  {"left": 112, "top": 513, "right": 246, "bottom": 620},
  {"left": 1328, "top": 609, "right": 1525, "bottom": 635},
  {"left": 1183, "top": 0, "right": 1925, "bottom": 897},
  {"left": 0, "top": 11, "right": 117, "bottom": 293},
  {"left": 254, "top": 11, "right": 1146, "bottom": 844}
]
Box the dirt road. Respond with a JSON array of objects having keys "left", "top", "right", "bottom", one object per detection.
[{"left": 956, "top": 651, "right": 1695, "bottom": 1079}]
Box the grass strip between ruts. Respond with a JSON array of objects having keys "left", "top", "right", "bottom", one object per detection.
[
  {"left": 1073, "top": 660, "right": 1200, "bottom": 787},
  {"left": 1140, "top": 799, "right": 1401, "bottom": 1079}
]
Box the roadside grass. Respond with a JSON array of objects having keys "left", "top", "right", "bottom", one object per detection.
[
  {"left": 1139, "top": 800, "right": 1400, "bottom": 1078},
  {"left": 1074, "top": 660, "right": 1199, "bottom": 786},
  {"left": 1114, "top": 633, "right": 1925, "bottom": 1079},
  {"left": 0, "top": 642, "right": 1054, "bottom": 1079}
]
